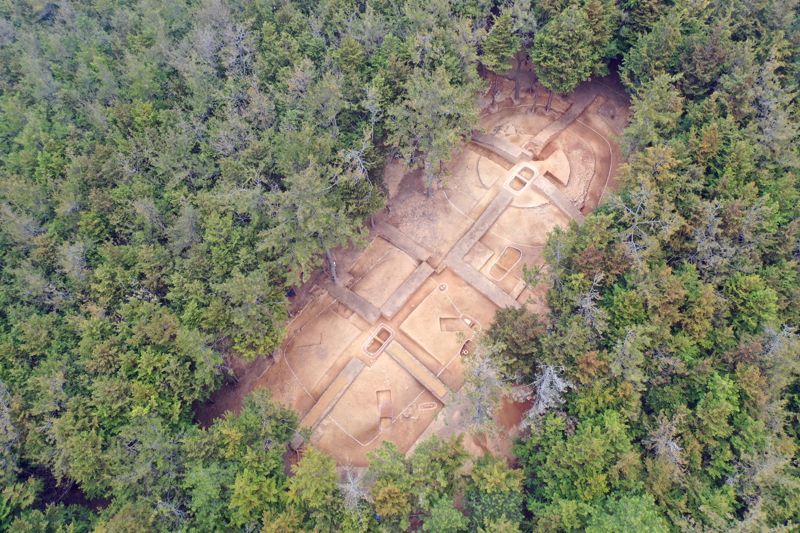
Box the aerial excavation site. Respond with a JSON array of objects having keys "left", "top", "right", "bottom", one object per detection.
[
  {"left": 203, "top": 75, "right": 629, "bottom": 466},
  {"left": 6, "top": 1, "right": 798, "bottom": 529}
]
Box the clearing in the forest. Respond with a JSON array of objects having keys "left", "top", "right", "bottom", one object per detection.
[{"left": 200, "top": 75, "right": 629, "bottom": 466}]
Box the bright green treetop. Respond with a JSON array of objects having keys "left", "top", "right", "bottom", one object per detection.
[
  {"left": 531, "top": 6, "right": 597, "bottom": 95},
  {"left": 482, "top": 8, "right": 521, "bottom": 73}
]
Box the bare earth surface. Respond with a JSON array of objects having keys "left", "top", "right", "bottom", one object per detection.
[{"left": 197, "top": 74, "right": 629, "bottom": 466}]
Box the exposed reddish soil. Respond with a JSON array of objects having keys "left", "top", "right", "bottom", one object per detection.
[{"left": 194, "top": 73, "right": 629, "bottom": 465}]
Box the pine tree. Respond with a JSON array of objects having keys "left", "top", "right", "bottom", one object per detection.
[
  {"left": 531, "top": 6, "right": 596, "bottom": 96},
  {"left": 482, "top": 9, "right": 520, "bottom": 73},
  {"left": 259, "top": 162, "right": 368, "bottom": 284},
  {"left": 387, "top": 67, "right": 480, "bottom": 196}
]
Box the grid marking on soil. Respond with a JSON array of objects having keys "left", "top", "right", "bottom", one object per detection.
[
  {"left": 326, "top": 283, "right": 381, "bottom": 323},
  {"left": 240, "top": 82, "right": 625, "bottom": 464},
  {"left": 447, "top": 258, "right": 519, "bottom": 308},
  {"left": 386, "top": 341, "right": 449, "bottom": 400},
  {"left": 375, "top": 221, "right": 432, "bottom": 261},
  {"left": 326, "top": 385, "right": 432, "bottom": 447},
  {"left": 529, "top": 177, "right": 584, "bottom": 221},
  {"left": 527, "top": 89, "right": 597, "bottom": 157},
  {"left": 471, "top": 131, "right": 532, "bottom": 163},
  {"left": 381, "top": 262, "right": 435, "bottom": 319},
  {"left": 446, "top": 189, "right": 513, "bottom": 264},
  {"left": 300, "top": 358, "right": 365, "bottom": 430}
]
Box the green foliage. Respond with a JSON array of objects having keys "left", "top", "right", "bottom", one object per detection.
[
  {"left": 531, "top": 4, "right": 612, "bottom": 95},
  {"left": 481, "top": 9, "right": 520, "bottom": 73},
  {"left": 585, "top": 493, "right": 669, "bottom": 532},
  {"left": 0, "top": 0, "right": 798, "bottom": 531},
  {"left": 477, "top": 516, "right": 522, "bottom": 533},
  {"left": 486, "top": 307, "right": 545, "bottom": 381},
  {"left": 422, "top": 497, "right": 468, "bottom": 532},
  {"left": 621, "top": 9, "right": 684, "bottom": 90},
  {"left": 0, "top": 1, "right": 488, "bottom": 528},
  {"left": 373, "top": 480, "right": 412, "bottom": 531},
  {"left": 367, "top": 436, "right": 470, "bottom": 529},
  {"left": 510, "top": 2, "right": 800, "bottom": 530},
  {"left": 288, "top": 447, "right": 342, "bottom": 531},
  {"left": 723, "top": 273, "right": 779, "bottom": 334},
  {"left": 388, "top": 67, "right": 481, "bottom": 195},
  {"left": 259, "top": 162, "right": 371, "bottom": 286},
  {"left": 622, "top": 74, "right": 684, "bottom": 155},
  {"left": 518, "top": 411, "right": 641, "bottom": 505},
  {"left": 465, "top": 456, "right": 524, "bottom": 529},
  {"left": 212, "top": 268, "right": 289, "bottom": 358},
  {"left": 0, "top": 480, "right": 40, "bottom": 531},
  {"left": 584, "top": 0, "right": 622, "bottom": 69},
  {"left": 411, "top": 436, "right": 469, "bottom": 511}
]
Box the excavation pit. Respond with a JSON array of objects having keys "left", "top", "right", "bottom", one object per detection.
[
  {"left": 489, "top": 247, "right": 522, "bottom": 280},
  {"left": 363, "top": 325, "right": 394, "bottom": 358},
  {"left": 199, "top": 76, "right": 628, "bottom": 465},
  {"left": 509, "top": 176, "right": 527, "bottom": 191}
]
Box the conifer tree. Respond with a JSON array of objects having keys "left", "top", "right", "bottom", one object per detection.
[
  {"left": 387, "top": 67, "right": 479, "bottom": 196},
  {"left": 531, "top": 6, "right": 596, "bottom": 98},
  {"left": 482, "top": 8, "right": 520, "bottom": 73}
]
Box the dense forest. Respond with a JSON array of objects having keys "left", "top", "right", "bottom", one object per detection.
[{"left": 0, "top": 0, "right": 798, "bottom": 531}]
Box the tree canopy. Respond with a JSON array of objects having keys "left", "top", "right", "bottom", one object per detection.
[
  {"left": 0, "top": 0, "right": 798, "bottom": 531},
  {"left": 481, "top": 8, "right": 521, "bottom": 73}
]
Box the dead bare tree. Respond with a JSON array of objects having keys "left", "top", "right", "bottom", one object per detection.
[
  {"left": 610, "top": 327, "right": 649, "bottom": 391},
  {"left": 522, "top": 365, "right": 572, "bottom": 429},
  {"left": 339, "top": 465, "right": 368, "bottom": 510},
  {"left": 577, "top": 273, "right": 607, "bottom": 332},
  {"left": 343, "top": 132, "right": 372, "bottom": 179},
  {"left": 759, "top": 325, "right": 800, "bottom": 410},
  {"left": 0, "top": 203, "right": 42, "bottom": 248},
  {"left": 0, "top": 381, "right": 19, "bottom": 482},
  {"left": 460, "top": 340, "right": 510, "bottom": 435},
  {"left": 645, "top": 412, "right": 686, "bottom": 475}
]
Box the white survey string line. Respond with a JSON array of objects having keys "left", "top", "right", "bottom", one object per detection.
[{"left": 328, "top": 387, "right": 431, "bottom": 447}]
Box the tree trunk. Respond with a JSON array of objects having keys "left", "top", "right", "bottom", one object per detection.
[
  {"left": 424, "top": 160, "right": 434, "bottom": 198},
  {"left": 546, "top": 90, "right": 553, "bottom": 112},
  {"left": 321, "top": 237, "right": 338, "bottom": 284}
]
